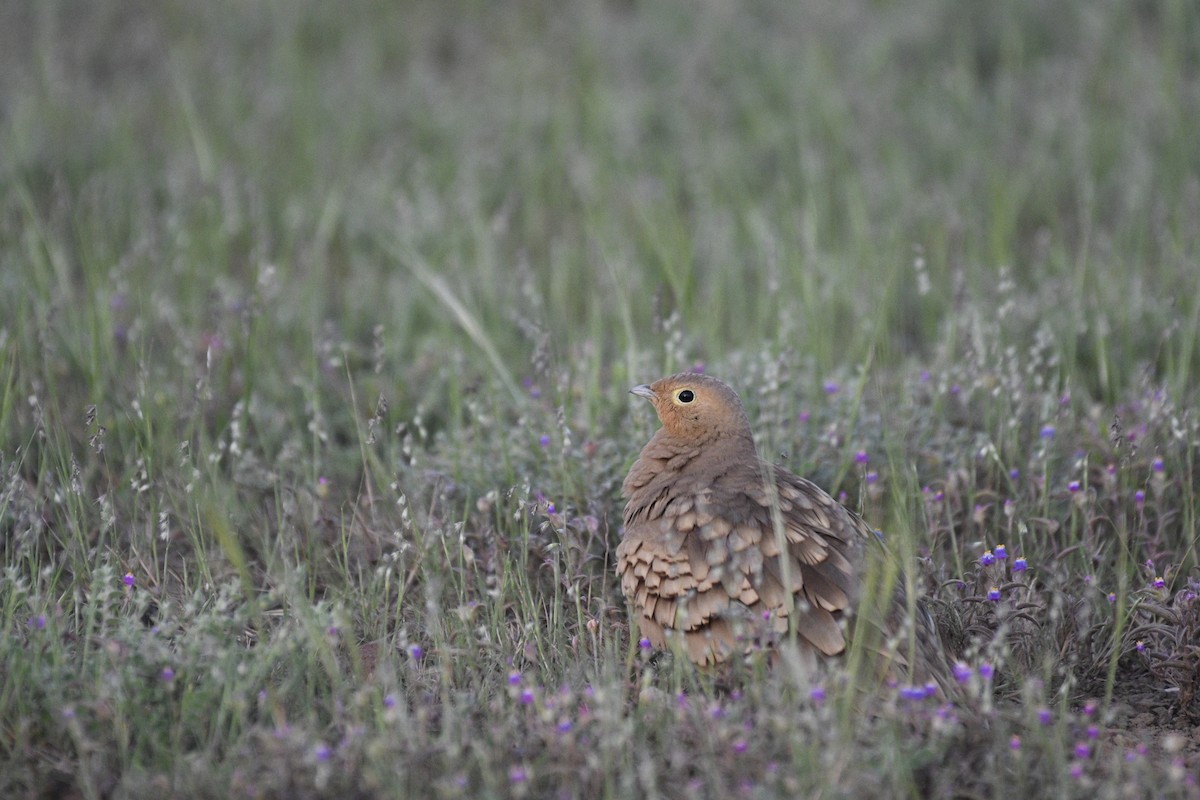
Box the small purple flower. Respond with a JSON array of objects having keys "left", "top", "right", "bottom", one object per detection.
[
  {"left": 1070, "top": 762, "right": 1084, "bottom": 779},
  {"left": 1153, "top": 576, "right": 1166, "bottom": 590},
  {"left": 865, "top": 471, "right": 878, "bottom": 485},
  {"left": 508, "top": 671, "right": 522, "bottom": 686},
  {"left": 384, "top": 694, "right": 397, "bottom": 708},
  {"left": 539, "top": 434, "right": 551, "bottom": 448},
  {"left": 854, "top": 450, "right": 869, "bottom": 465},
  {"left": 639, "top": 637, "right": 652, "bottom": 650},
  {"left": 809, "top": 686, "right": 826, "bottom": 704},
  {"left": 1038, "top": 708, "right": 1052, "bottom": 725},
  {"left": 823, "top": 380, "right": 839, "bottom": 395},
  {"left": 1009, "top": 468, "right": 1020, "bottom": 480},
  {"left": 1135, "top": 640, "right": 1145, "bottom": 652},
  {"left": 1067, "top": 480, "right": 1081, "bottom": 493},
  {"left": 934, "top": 490, "right": 945, "bottom": 502},
  {"left": 978, "top": 663, "right": 995, "bottom": 680},
  {"left": 952, "top": 662, "right": 972, "bottom": 683},
  {"left": 123, "top": 573, "right": 135, "bottom": 587},
  {"left": 987, "top": 586, "right": 1001, "bottom": 602},
  {"left": 980, "top": 550, "right": 996, "bottom": 567},
  {"left": 949, "top": 383, "right": 961, "bottom": 396},
  {"left": 1009, "top": 735, "right": 1021, "bottom": 751},
  {"left": 994, "top": 544, "right": 1007, "bottom": 560},
  {"left": 1082, "top": 699, "right": 1097, "bottom": 716},
  {"left": 691, "top": 362, "right": 706, "bottom": 374},
  {"left": 29, "top": 615, "right": 46, "bottom": 630},
  {"left": 519, "top": 689, "right": 535, "bottom": 705},
  {"left": 797, "top": 410, "right": 811, "bottom": 423},
  {"left": 314, "top": 744, "right": 332, "bottom": 761},
  {"left": 1151, "top": 457, "right": 1164, "bottom": 473},
  {"left": 1074, "top": 742, "right": 1090, "bottom": 760},
  {"left": 919, "top": 369, "right": 931, "bottom": 383},
  {"left": 1107, "top": 592, "right": 1116, "bottom": 604},
  {"left": 1086, "top": 725, "right": 1099, "bottom": 740},
  {"left": 732, "top": 739, "right": 748, "bottom": 754},
  {"left": 1040, "top": 425, "right": 1056, "bottom": 439},
  {"left": 1134, "top": 489, "right": 1146, "bottom": 506},
  {"left": 409, "top": 644, "right": 424, "bottom": 661},
  {"left": 899, "top": 686, "right": 927, "bottom": 701},
  {"left": 509, "top": 766, "right": 527, "bottom": 783},
  {"left": 160, "top": 667, "right": 175, "bottom": 682}
]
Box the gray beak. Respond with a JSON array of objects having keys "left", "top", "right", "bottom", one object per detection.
[{"left": 629, "top": 384, "right": 656, "bottom": 400}]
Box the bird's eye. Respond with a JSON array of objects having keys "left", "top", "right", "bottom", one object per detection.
[{"left": 677, "top": 389, "right": 695, "bottom": 403}]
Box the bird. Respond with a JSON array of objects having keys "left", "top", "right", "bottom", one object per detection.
[{"left": 618, "top": 371, "right": 941, "bottom": 680}]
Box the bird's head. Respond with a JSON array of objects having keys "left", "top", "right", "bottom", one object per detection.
[{"left": 630, "top": 372, "right": 754, "bottom": 444}]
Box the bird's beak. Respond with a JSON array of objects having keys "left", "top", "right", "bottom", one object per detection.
[{"left": 629, "top": 384, "right": 656, "bottom": 400}]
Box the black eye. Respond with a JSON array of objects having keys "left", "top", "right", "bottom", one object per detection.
[{"left": 677, "top": 390, "right": 695, "bottom": 403}]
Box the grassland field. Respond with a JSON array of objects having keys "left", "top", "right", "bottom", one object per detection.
[{"left": 1, "top": 2, "right": 1199, "bottom": 798}]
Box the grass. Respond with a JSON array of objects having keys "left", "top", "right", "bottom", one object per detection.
[{"left": 1, "top": 1, "right": 1199, "bottom": 797}]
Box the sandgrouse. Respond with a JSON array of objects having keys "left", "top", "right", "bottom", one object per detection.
[{"left": 618, "top": 372, "right": 882, "bottom": 668}]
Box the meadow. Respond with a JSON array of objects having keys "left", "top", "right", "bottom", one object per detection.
[{"left": 1, "top": 1, "right": 1199, "bottom": 797}]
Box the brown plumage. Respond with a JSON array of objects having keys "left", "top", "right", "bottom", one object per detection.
[{"left": 618, "top": 372, "right": 938, "bottom": 677}]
